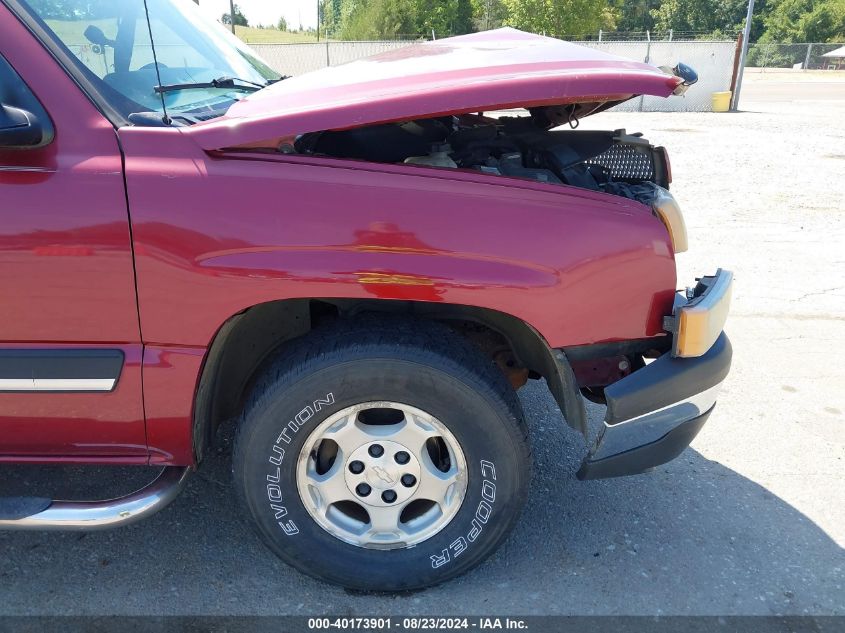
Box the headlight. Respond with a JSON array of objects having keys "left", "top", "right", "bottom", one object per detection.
[{"left": 652, "top": 186, "right": 688, "bottom": 253}]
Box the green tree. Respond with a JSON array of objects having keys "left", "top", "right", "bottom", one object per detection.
[
  {"left": 341, "top": 0, "right": 418, "bottom": 38},
  {"left": 415, "top": 0, "right": 474, "bottom": 35},
  {"left": 607, "top": 0, "right": 752, "bottom": 37},
  {"left": 454, "top": 0, "right": 475, "bottom": 33},
  {"left": 500, "top": 0, "right": 615, "bottom": 37},
  {"left": 322, "top": 0, "right": 365, "bottom": 38},
  {"left": 760, "top": 0, "right": 845, "bottom": 42},
  {"left": 471, "top": 0, "right": 509, "bottom": 30},
  {"left": 708, "top": 0, "right": 770, "bottom": 39},
  {"left": 612, "top": 0, "right": 661, "bottom": 32},
  {"left": 322, "top": 0, "right": 480, "bottom": 38},
  {"left": 222, "top": 3, "right": 249, "bottom": 27},
  {"left": 277, "top": 16, "right": 288, "bottom": 31},
  {"left": 650, "top": 0, "right": 723, "bottom": 34}
]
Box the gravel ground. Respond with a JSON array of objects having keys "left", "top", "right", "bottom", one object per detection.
[{"left": 1, "top": 77, "right": 843, "bottom": 616}]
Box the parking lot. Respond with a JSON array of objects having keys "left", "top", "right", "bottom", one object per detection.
[{"left": 1, "top": 74, "right": 843, "bottom": 616}]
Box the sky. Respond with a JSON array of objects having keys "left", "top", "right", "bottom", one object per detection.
[{"left": 195, "top": 0, "right": 318, "bottom": 30}]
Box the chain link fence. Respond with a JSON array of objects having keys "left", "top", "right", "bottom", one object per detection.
[
  {"left": 252, "top": 39, "right": 738, "bottom": 112},
  {"left": 559, "top": 30, "right": 740, "bottom": 42},
  {"left": 251, "top": 41, "right": 405, "bottom": 76},
  {"left": 243, "top": 29, "right": 735, "bottom": 44},
  {"left": 747, "top": 42, "right": 845, "bottom": 69},
  {"left": 586, "top": 41, "right": 737, "bottom": 112}
]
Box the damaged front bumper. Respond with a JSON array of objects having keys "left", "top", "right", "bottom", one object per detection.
[{"left": 577, "top": 269, "right": 733, "bottom": 480}]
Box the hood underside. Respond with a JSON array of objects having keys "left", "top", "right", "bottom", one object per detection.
[{"left": 185, "top": 28, "right": 683, "bottom": 151}]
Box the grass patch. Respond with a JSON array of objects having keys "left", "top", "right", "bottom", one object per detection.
[{"left": 233, "top": 26, "right": 321, "bottom": 44}]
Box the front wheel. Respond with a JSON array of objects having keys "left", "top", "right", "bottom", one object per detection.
[{"left": 232, "top": 321, "right": 530, "bottom": 591}]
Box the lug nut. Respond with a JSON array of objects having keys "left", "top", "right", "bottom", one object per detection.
[
  {"left": 401, "top": 474, "right": 416, "bottom": 487},
  {"left": 348, "top": 460, "right": 365, "bottom": 474},
  {"left": 355, "top": 483, "right": 371, "bottom": 497},
  {"left": 368, "top": 444, "right": 384, "bottom": 458},
  {"left": 394, "top": 451, "right": 410, "bottom": 464},
  {"left": 381, "top": 490, "right": 397, "bottom": 503}
]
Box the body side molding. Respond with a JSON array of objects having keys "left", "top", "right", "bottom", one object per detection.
[{"left": 0, "top": 349, "right": 124, "bottom": 392}]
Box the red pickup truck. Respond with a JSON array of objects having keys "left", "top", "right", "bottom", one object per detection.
[{"left": 0, "top": 0, "right": 732, "bottom": 591}]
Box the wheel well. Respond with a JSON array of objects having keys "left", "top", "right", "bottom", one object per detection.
[{"left": 192, "top": 298, "right": 584, "bottom": 461}]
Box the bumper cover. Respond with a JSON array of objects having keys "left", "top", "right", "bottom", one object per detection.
[{"left": 577, "top": 332, "right": 731, "bottom": 480}]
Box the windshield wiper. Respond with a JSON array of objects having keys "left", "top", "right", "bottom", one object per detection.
[{"left": 154, "top": 76, "right": 266, "bottom": 95}]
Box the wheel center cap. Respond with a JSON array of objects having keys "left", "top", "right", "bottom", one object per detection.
[{"left": 344, "top": 440, "right": 421, "bottom": 507}]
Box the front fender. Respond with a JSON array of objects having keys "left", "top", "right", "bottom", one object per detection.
[
  {"left": 120, "top": 128, "right": 676, "bottom": 351},
  {"left": 118, "top": 128, "right": 676, "bottom": 465}
]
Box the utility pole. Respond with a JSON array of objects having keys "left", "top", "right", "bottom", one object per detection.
[
  {"left": 316, "top": 0, "right": 320, "bottom": 42},
  {"left": 228, "top": 0, "right": 236, "bottom": 34},
  {"left": 731, "top": 0, "right": 755, "bottom": 111}
]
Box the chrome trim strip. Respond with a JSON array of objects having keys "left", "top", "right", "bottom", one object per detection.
[
  {"left": 0, "top": 166, "right": 56, "bottom": 173},
  {"left": 35, "top": 378, "right": 116, "bottom": 391},
  {"left": 0, "top": 378, "right": 116, "bottom": 392},
  {"left": 0, "top": 467, "right": 191, "bottom": 531},
  {"left": 591, "top": 382, "right": 722, "bottom": 461},
  {"left": 0, "top": 379, "right": 37, "bottom": 390}
]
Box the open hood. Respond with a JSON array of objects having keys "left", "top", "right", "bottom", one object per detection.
[{"left": 185, "top": 28, "right": 684, "bottom": 151}]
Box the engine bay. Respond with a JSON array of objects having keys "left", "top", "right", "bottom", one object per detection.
[{"left": 293, "top": 113, "right": 671, "bottom": 205}]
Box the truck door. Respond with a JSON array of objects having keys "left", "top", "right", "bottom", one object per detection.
[{"left": 0, "top": 5, "right": 146, "bottom": 460}]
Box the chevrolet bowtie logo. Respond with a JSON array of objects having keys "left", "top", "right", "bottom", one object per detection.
[{"left": 372, "top": 466, "right": 395, "bottom": 484}]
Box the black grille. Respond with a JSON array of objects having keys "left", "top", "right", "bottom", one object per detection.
[{"left": 586, "top": 144, "right": 655, "bottom": 181}]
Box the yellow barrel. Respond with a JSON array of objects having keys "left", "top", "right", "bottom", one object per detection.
[{"left": 711, "top": 91, "right": 732, "bottom": 112}]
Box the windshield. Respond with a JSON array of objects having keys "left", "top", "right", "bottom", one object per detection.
[{"left": 20, "top": 0, "right": 280, "bottom": 122}]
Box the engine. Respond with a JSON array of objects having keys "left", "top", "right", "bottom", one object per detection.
[{"left": 293, "top": 114, "right": 672, "bottom": 204}]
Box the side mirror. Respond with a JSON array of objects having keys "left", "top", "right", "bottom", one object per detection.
[
  {"left": 660, "top": 62, "right": 699, "bottom": 96},
  {"left": 84, "top": 25, "right": 116, "bottom": 52},
  {"left": 84, "top": 25, "right": 114, "bottom": 47},
  {"left": 673, "top": 63, "right": 699, "bottom": 87},
  {"left": 0, "top": 104, "right": 47, "bottom": 148}
]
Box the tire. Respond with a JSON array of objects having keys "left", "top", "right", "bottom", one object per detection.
[{"left": 232, "top": 319, "right": 530, "bottom": 591}]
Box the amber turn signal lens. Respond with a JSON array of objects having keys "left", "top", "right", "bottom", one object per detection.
[
  {"left": 653, "top": 187, "right": 688, "bottom": 254},
  {"left": 675, "top": 270, "right": 733, "bottom": 357}
]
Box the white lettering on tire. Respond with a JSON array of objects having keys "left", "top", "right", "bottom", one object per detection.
[
  {"left": 430, "top": 459, "right": 497, "bottom": 568},
  {"left": 263, "top": 393, "right": 335, "bottom": 537}
]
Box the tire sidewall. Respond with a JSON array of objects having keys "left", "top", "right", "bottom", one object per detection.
[{"left": 234, "top": 356, "right": 527, "bottom": 591}]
